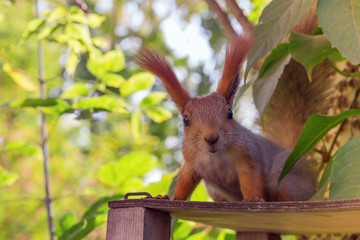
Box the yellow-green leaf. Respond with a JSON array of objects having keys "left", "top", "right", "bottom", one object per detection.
[
  {"left": 3, "top": 63, "right": 37, "bottom": 91},
  {"left": 65, "top": 50, "right": 79, "bottom": 75},
  {"left": 101, "top": 73, "right": 125, "bottom": 88},
  {"left": 145, "top": 107, "right": 172, "bottom": 123},
  {"left": 60, "top": 82, "right": 89, "bottom": 99},
  {"left": 120, "top": 72, "right": 154, "bottom": 96},
  {"left": 140, "top": 92, "right": 167, "bottom": 108},
  {"left": 103, "top": 50, "right": 125, "bottom": 73},
  {"left": 0, "top": 165, "right": 18, "bottom": 187}
]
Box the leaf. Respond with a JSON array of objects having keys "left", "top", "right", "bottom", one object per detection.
[
  {"left": 97, "top": 152, "right": 157, "bottom": 186},
  {"left": 55, "top": 212, "right": 78, "bottom": 238},
  {"left": 11, "top": 98, "right": 58, "bottom": 107},
  {"left": 317, "top": 0, "right": 360, "bottom": 64},
  {"left": 103, "top": 49, "right": 125, "bottom": 73},
  {"left": 0, "top": 165, "right": 18, "bottom": 187},
  {"left": 3, "top": 63, "right": 37, "bottom": 91},
  {"left": 145, "top": 107, "right": 172, "bottom": 123},
  {"left": 279, "top": 109, "right": 360, "bottom": 182},
  {"left": 329, "top": 136, "right": 360, "bottom": 200},
  {"left": 289, "top": 33, "right": 335, "bottom": 80},
  {"left": 61, "top": 83, "right": 89, "bottom": 99},
  {"left": 245, "top": 0, "right": 314, "bottom": 77},
  {"left": 253, "top": 45, "right": 291, "bottom": 116},
  {"left": 65, "top": 50, "right": 79, "bottom": 75},
  {"left": 23, "top": 18, "right": 46, "bottom": 39},
  {"left": 57, "top": 195, "right": 122, "bottom": 240},
  {"left": 6, "top": 141, "right": 41, "bottom": 157},
  {"left": 87, "top": 49, "right": 125, "bottom": 78},
  {"left": 76, "top": 95, "right": 126, "bottom": 113},
  {"left": 87, "top": 14, "right": 106, "bottom": 28},
  {"left": 120, "top": 72, "right": 155, "bottom": 96},
  {"left": 130, "top": 109, "right": 142, "bottom": 141},
  {"left": 100, "top": 73, "right": 125, "bottom": 88},
  {"left": 144, "top": 172, "right": 176, "bottom": 197},
  {"left": 173, "top": 220, "right": 195, "bottom": 239},
  {"left": 140, "top": 92, "right": 167, "bottom": 108}
]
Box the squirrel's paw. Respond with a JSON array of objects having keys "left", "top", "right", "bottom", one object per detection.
[
  {"left": 153, "top": 194, "right": 170, "bottom": 200},
  {"left": 242, "top": 197, "right": 265, "bottom": 202}
]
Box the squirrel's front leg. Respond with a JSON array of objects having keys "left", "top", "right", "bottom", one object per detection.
[
  {"left": 172, "top": 163, "right": 200, "bottom": 200},
  {"left": 233, "top": 147, "right": 264, "bottom": 202}
]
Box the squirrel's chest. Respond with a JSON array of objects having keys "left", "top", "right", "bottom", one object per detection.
[{"left": 193, "top": 151, "right": 239, "bottom": 188}]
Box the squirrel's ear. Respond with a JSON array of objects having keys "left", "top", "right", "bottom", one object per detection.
[
  {"left": 217, "top": 35, "right": 252, "bottom": 106},
  {"left": 135, "top": 49, "right": 190, "bottom": 114}
]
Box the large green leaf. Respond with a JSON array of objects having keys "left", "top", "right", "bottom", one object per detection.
[
  {"left": 11, "top": 98, "right": 58, "bottom": 107},
  {"left": 100, "top": 73, "right": 125, "bottom": 88},
  {"left": 289, "top": 33, "right": 335, "bottom": 80},
  {"left": 120, "top": 72, "right": 155, "bottom": 96},
  {"left": 0, "top": 166, "right": 18, "bottom": 187},
  {"left": 253, "top": 44, "right": 291, "bottom": 116},
  {"left": 97, "top": 152, "right": 157, "bottom": 186},
  {"left": 76, "top": 95, "right": 126, "bottom": 113},
  {"left": 245, "top": 0, "right": 314, "bottom": 77},
  {"left": 317, "top": 0, "right": 360, "bottom": 64},
  {"left": 65, "top": 50, "right": 79, "bottom": 75},
  {"left": 140, "top": 92, "right": 167, "bottom": 108},
  {"left": 6, "top": 140, "right": 41, "bottom": 157},
  {"left": 279, "top": 109, "right": 360, "bottom": 181},
  {"left": 60, "top": 82, "right": 89, "bottom": 99},
  {"left": 145, "top": 107, "right": 172, "bottom": 123},
  {"left": 3, "top": 63, "right": 37, "bottom": 91},
  {"left": 329, "top": 136, "right": 360, "bottom": 200},
  {"left": 87, "top": 50, "right": 125, "bottom": 78}
]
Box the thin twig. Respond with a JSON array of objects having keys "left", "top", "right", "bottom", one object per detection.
[
  {"left": 34, "top": 1, "right": 54, "bottom": 239},
  {"left": 204, "top": 0, "right": 237, "bottom": 40},
  {"left": 326, "top": 88, "right": 360, "bottom": 161},
  {"left": 73, "top": 0, "right": 89, "bottom": 13},
  {"left": 327, "top": 59, "right": 360, "bottom": 78},
  {"left": 224, "top": 0, "right": 253, "bottom": 33}
]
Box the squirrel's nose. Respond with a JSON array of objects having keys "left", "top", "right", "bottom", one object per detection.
[{"left": 204, "top": 135, "right": 219, "bottom": 145}]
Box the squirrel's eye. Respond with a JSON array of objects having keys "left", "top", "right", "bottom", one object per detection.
[
  {"left": 227, "top": 109, "right": 233, "bottom": 120},
  {"left": 183, "top": 115, "right": 190, "bottom": 126}
]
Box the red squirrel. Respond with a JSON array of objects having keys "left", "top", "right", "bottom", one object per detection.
[{"left": 135, "top": 35, "right": 317, "bottom": 202}]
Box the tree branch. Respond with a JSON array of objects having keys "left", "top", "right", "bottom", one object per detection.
[
  {"left": 204, "top": 0, "right": 237, "bottom": 40},
  {"left": 34, "top": 0, "right": 54, "bottom": 239},
  {"left": 224, "top": 0, "right": 253, "bottom": 33}
]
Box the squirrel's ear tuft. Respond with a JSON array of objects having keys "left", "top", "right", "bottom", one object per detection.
[
  {"left": 217, "top": 34, "right": 252, "bottom": 106},
  {"left": 134, "top": 49, "right": 190, "bottom": 114}
]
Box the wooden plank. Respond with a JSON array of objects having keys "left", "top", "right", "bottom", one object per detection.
[
  {"left": 109, "top": 199, "right": 360, "bottom": 234},
  {"left": 106, "top": 207, "right": 170, "bottom": 240}
]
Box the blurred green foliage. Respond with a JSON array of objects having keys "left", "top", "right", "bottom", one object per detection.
[{"left": 0, "top": 0, "right": 240, "bottom": 239}]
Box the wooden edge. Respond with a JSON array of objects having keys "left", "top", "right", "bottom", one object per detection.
[{"left": 108, "top": 198, "right": 360, "bottom": 213}]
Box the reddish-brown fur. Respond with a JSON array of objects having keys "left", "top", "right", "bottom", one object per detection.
[
  {"left": 135, "top": 35, "right": 317, "bottom": 203},
  {"left": 134, "top": 49, "right": 190, "bottom": 113}
]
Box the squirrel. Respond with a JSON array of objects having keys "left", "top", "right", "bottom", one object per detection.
[{"left": 135, "top": 34, "right": 322, "bottom": 202}]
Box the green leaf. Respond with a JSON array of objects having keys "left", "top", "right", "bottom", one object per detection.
[
  {"left": 280, "top": 109, "right": 360, "bottom": 182},
  {"left": 173, "top": 220, "right": 195, "bottom": 239},
  {"left": 145, "top": 107, "right": 172, "bottom": 123},
  {"left": 253, "top": 44, "right": 291, "bottom": 116},
  {"left": 289, "top": 33, "right": 335, "bottom": 80},
  {"left": 6, "top": 140, "right": 41, "bottom": 157},
  {"left": 120, "top": 72, "right": 155, "bottom": 96},
  {"left": 144, "top": 172, "right": 176, "bottom": 197},
  {"left": 55, "top": 212, "right": 78, "bottom": 238},
  {"left": 61, "top": 83, "right": 89, "bottom": 99},
  {"left": 245, "top": 0, "right": 314, "bottom": 77},
  {"left": 3, "top": 63, "right": 37, "bottom": 91},
  {"left": 98, "top": 152, "right": 157, "bottom": 186},
  {"left": 76, "top": 95, "right": 126, "bottom": 113},
  {"left": 23, "top": 18, "right": 46, "bottom": 39},
  {"left": 87, "top": 49, "right": 125, "bottom": 78},
  {"left": 100, "top": 73, "right": 125, "bottom": 88},
  {"left": 0, "top": 165, "right": 18, "bottom": 187},
  {"left": 87, "top": 14, "right": 106, "bottom": 28},
  {"left": 130, "top": 109, "right": 142, "bottom": 141},
  {"left": 11, "top": 98, "right": 58, "bottom": 107},
  {"left": 65, "top": 50, "right": 79, "bottom": 75},
  {"left": 140, "top": 92, "right": 167, "bottom": 108},
  {"left": 103, "top": 49, "right": 125, "bottom": 73},
  {"left": 317, "top": 0, "right": 360, "bottom": 64},
  {"left": 329, "top": 136, "right": 360, "bottom": 200}
]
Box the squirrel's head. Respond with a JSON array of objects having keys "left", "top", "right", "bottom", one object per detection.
[{"left": 135, "top": 35, "right": 252, "bottom": 153}]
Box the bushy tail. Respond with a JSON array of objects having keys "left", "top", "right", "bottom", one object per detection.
[
  {"left": 260, "top": 7, "right": 336, "bottom": 149},
  {"left": 261, "top": 60, "right": 335, "bottom": 149}
]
